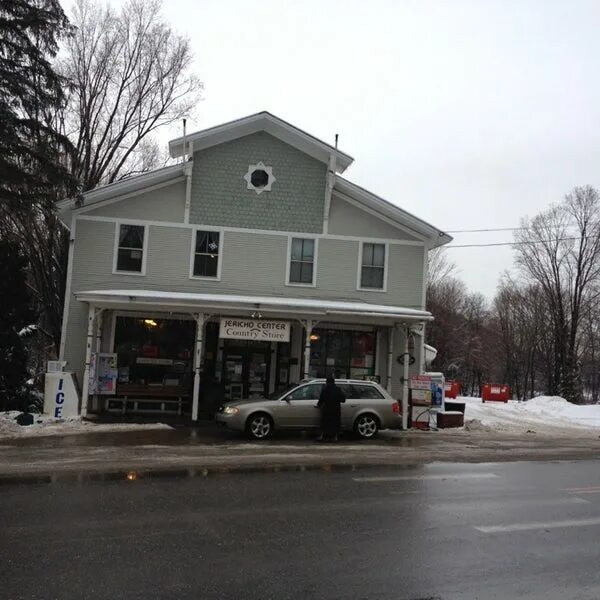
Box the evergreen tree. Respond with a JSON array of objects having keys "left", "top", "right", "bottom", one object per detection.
[
  {"left": 0, "top": 0, "right": 75, "bottom": 358},
  {"left": 0, "top": 239, "right": 36, "bottom": 411},
  {"left": 0, "top": 0, "right": 74, "bottom": 211}
]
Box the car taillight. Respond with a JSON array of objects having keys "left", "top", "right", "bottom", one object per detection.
[{"left": 392, "top": 401, "right": 400, "bottom": 413}]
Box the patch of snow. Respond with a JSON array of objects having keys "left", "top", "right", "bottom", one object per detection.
[
  {"left": 463, "top": 418, "right": 493, "bottom": 433},
  {"left": 0, "top": 411, "right": 171, "bottom": 439},
  {"left": 18, "top": 324, "right": 37, "bottom": 337},
  {"left": 459, "top": 396, "right": 600, "bottom": 434}
]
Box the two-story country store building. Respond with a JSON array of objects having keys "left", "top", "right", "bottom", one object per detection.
[{"left": 57, "top": 112, "right": 451, "bottom": 424}]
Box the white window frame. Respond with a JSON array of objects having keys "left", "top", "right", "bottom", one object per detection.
[
  {"left": 112, "top": 221, "right": 149, "bottom": 276},
  {"left": 189, "top": 227, "right": 224, "bottom": 281},
  {"left": 356, "top": 241, "right": 388, "bottom": 292},
  {"left": 285, "top": 235, "right": 318, "bottom": 288}
]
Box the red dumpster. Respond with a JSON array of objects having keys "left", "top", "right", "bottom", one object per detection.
[
  {"left": 481, "top": 384, "right": 510, "bottom": 403},
  {"left": 444, "top": 380, "right": 461, "bottom": 399}
]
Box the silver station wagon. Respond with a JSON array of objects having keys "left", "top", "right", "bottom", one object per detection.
[{"left": 215, "top": 379, "right": 401, "bottom": 440}]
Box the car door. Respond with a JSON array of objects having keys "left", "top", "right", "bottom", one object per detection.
[
  {"left": 279, "top": 383, "right": 323, "bottom": 429},
  {"left": 339, "top": 384, "right": 358, "bottom": 429}
]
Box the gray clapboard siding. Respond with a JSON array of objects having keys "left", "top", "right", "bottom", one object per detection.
[
  {"left": 70, "top": 220, "right": 425, "bottom": 307},
  {"left": 85, "top": 180, "right": 186, "bottom": 222},
  {"left": 328, "top": 195, "right": 421, "bottom": 242},
  {"left": 62, "top": 298, "right": 88, "bottom": 383}
]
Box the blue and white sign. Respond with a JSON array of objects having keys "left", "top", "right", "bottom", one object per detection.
[{"left": 44, "top": 372, "right": 80, "bottom": 419}]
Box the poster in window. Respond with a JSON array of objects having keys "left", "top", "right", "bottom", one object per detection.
[{"left": 93, "top": 353, "right": 118, "bottom": 395}]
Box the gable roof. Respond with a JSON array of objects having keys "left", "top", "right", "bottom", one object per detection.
[
  {"left": 333, "top": 177, "right": 452, "bottom": 247},
  {"left": 55, "top": 113, "right": 451, "bottom": 248},
  {"left": 169, "top": 111, "right": 354, "bottom": 173}
]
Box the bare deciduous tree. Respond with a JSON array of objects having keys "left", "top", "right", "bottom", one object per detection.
[
  {"left": 427, "top": 247, "right": 457, "bottom": 290},
  {"left": 59, "top": 0, "right": 202, "bottom": 191},
  {"left": 580, "top": 287, "right": 600, "bottom": 403},
  {"left": 514, "top": 186, "right": 600, "bottom": 403},
  {"left": 492, "top": 276, "right": 546, "bottom": 400},
  {"left": 3, "top": 0, "right": 202, "bottom": 362}
]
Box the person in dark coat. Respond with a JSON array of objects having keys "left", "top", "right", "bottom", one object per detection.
[{"left": 316, "top": 374, "right": 346, "bottom": 442}]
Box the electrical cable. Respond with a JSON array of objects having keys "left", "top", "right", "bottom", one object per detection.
[
  {"left": 445, "top": 236, "right": 591, "bottom": 249},
  {"left": 446, "top": 224, "right": 580, "bottom": 234}
]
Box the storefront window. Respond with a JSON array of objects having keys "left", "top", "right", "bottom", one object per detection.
[
  {"left": 113, "top": 317, "right": 194, "bottom": 387},
  {"left": 309, "top": 328, "right": 375, "bottom": 380}
]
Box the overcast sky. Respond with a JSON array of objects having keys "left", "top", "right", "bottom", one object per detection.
[{"left": 70, "top": 0, "right": 600, "bottom": 298}]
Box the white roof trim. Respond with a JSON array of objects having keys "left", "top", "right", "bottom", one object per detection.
[
  {"left": 334, "top": 177, "right": 452, "bottom": 248},
  {"left": 169, "top": 111, "right": 354, "bottom": 173},
  {"left": 75, "top": 289, "right": 432, "bottom": 322}
]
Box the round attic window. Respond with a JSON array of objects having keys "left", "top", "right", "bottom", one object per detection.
[
  {"left": 243, "top": 162, "right": 276, "bottom": 194},
  {"left": 250, "top": 169, "right": 269, "bottom": 188}
]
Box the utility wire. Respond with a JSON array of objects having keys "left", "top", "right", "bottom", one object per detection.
[
  {"left": 446, "top": 224, "right": 581, "bottom": 234},
  {"left": 446, "top": 226, "right": 528, "bottom": 233},
  {"left": 446, "top": 236, "right": 585, "bottom": 249}
]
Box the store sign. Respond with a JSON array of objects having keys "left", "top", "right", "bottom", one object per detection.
[
  {"left": 219, "top": 318, "right": 290, "bottom": 342},
  {"left": 410, "top": 375, "right": 433, "bottom": 390}
]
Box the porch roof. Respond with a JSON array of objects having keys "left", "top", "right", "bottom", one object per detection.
[{"left": 75, "top": 289, "right": 433, "bottom": 324}]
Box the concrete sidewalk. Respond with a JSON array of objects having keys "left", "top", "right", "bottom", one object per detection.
[{"left": 2, "top": 424, "right": 600, "bottom": 478}]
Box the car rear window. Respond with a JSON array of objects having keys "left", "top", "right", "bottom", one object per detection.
[
  {"left": 350, "top": 384, "right": 385, "bottom": 399},
  {"left": 338, "top": 384, "right": 353, "bottom": 399}
]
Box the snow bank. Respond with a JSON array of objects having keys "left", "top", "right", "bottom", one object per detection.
[
  {"left": 460, "top": 396, "right": 600, "bottom": 434},
  {"left": 0, "top": 412, "right": 171, "bottom": 439}
]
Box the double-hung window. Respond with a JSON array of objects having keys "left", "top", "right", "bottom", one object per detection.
[
  {"left": 192, "top": 230, "right": 221, "bottom": 278},
  {"left": 359, "top": 242, "right": 386, "bottom": 290},
  {"left": 114, "top": 224, "right": 147, "bottom": 274},
  {"left": 288, "top": 237, "right": 316, "bottom": 285}
]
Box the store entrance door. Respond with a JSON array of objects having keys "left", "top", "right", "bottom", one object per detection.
[{"left": 223, "top": 342, "right": 271, "bottom": 400}]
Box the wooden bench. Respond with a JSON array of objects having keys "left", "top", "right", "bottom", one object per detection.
[{"left": 110, "top": 385, "right": 190, "bottom": 415}]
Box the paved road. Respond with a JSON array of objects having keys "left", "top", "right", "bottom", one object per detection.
[{"left": 3, "top": 460, "right": 600, "bottom": 599}]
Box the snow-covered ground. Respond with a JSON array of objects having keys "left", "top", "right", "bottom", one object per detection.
[
  {"left": 0, "top": 412, "right": 171, "bottom": 439},
  {"left": 460, "top": 396, "right": 600, "bottom": 434}
]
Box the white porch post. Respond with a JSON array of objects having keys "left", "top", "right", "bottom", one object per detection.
[
  {"left": 192, "top": 313, "right": 207, "bottom": 421},
  {"left": 81, "top": 304, "right": 97, "bottom": 418},
  {"left": 402, "top": 325, "right": 410, "bottom": 430},
  {"left": 386, "top": 325, "right": 395, "bottom": 394},
  {"left": 302, "top": 319, "right": 315, "bottom": 380},
  {"left": 95, "top": 310, "right": 104, "bottom": 353},
  {"left": 92, "top": 309, "right": 104, "bottom": 413}
]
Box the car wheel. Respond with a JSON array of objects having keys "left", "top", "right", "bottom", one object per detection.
[
  {"left": 354, "top": 414, "right": 379, "bottom": 439},
  {"left": 246, "top": 413, "right": 273, "bottom": 440}
]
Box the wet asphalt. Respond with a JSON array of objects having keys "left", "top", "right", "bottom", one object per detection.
[{"left": 3, "top": 460, "right": 600, "bottom": 599}]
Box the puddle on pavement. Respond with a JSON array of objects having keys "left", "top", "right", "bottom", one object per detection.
[
  {"left": 0, "top": 425, "right": 430, "bottom": 449},
  {"left": 0, "top": 462, "right": 424, "bottom": 487}
]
